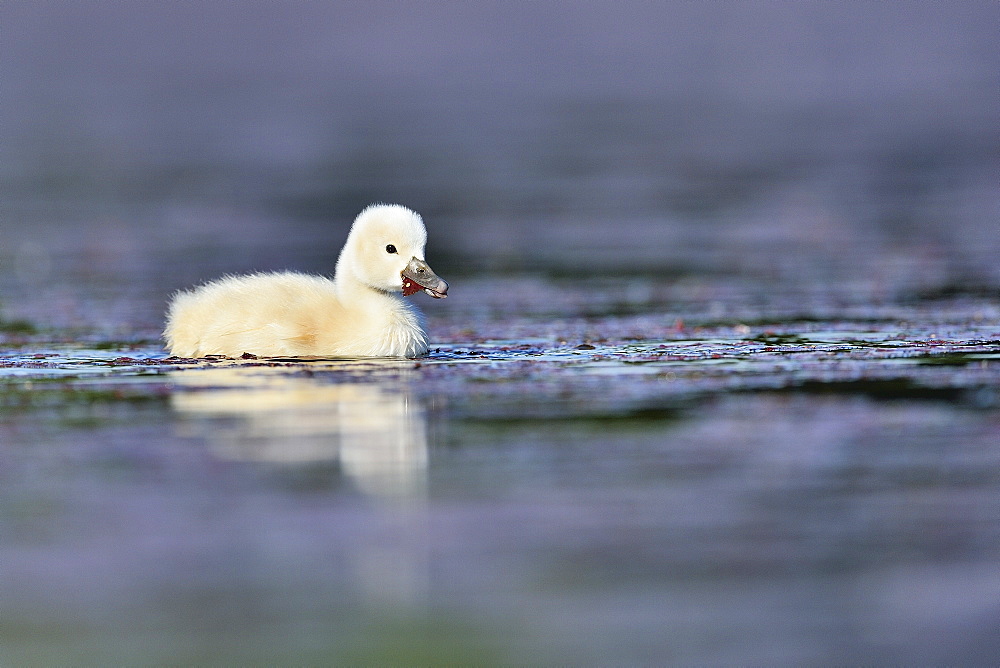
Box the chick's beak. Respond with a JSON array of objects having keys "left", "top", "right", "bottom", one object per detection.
[{"left": 401, "top": 257, "right": 449, "bottom": 299}]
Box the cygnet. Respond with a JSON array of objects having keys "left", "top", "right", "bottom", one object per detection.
[{"left": 164, "top": 204, "right": 448, "bottom": 358}]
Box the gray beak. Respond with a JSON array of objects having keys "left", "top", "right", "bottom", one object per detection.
[{"left": 401, "top": 257, "right": 449, "bottom": 299}]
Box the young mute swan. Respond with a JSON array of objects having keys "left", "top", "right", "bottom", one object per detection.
[{"left": 164, "top": 204, "right": 448, "bottom": 358}]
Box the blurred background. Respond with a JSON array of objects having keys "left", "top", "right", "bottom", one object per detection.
[
  {"left": 1, "top": 0, "right": 997, "bottom": 335},
  {"left": 2, "top": 2, "right": 1000, "bottom": 664}
]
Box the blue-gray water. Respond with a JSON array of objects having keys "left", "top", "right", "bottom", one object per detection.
[{"left": 1, "top": 2, "right": 999, "bottom": 664}]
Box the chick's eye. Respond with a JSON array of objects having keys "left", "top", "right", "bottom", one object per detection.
[{"left": 385, "top": 244, "right": 397, "bottom": 254}]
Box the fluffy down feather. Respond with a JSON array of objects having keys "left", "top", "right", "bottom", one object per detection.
[{"left": 164, "top": 204, "right": 446, "bottom": 358}]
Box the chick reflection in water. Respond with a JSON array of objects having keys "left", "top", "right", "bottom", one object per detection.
[{"left": 170, "top": 365, "right": 428, "bottom": 499}]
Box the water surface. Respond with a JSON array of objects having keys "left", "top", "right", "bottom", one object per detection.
[{"left": 2, "top": 295, "right": 999, "bottom": 664}]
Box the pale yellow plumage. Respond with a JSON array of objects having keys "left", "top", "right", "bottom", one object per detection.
[{"left": 164, "top": 204, "right": 446, "bottom": 358}]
